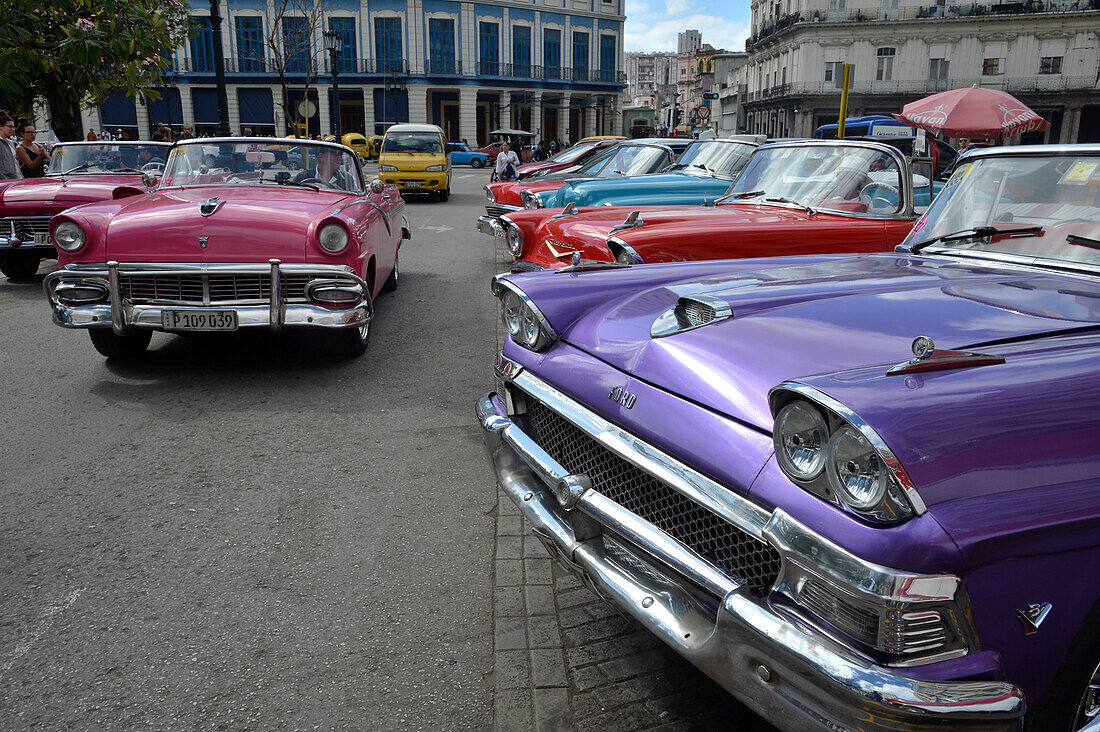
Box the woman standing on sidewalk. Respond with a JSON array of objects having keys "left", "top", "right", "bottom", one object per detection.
[{"left": 15, "top": 119, "right": 50, "bottom": 178}]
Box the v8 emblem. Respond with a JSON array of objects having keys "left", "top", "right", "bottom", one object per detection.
[{"left": 608, "top": 386, "right": 636, "bottom": 409}]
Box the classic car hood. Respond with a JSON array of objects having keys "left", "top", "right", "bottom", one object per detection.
[
  {"left": 559, "top": 254, "right": 1100, "bottom": 441},
  {"left": 103, "top": 186, "right": 351, "bottom": 262},
  {"left": 492, "top": 178, "right": 572, "bottom": 207},
  {"left": 1, "top": 174, "right": 144, "bottom": 207}
]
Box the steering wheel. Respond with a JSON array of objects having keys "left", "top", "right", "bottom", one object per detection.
[
  {"left": 859, "top": 181, "right": 900, "bottom": 211},
  {"left": 141, "top": 160, "right": 165, "bottom": 172},
  {"left": 296, "top": 177, "right": 327, "bottom": 186}
]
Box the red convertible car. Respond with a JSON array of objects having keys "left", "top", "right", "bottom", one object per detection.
[
  {"left": 43, "top": 138, "right": 408, "bottom": 359},
  {"left": 483, "top": 139, "right": 690, "bottom": 218},
  {"left": 0, "top": 141, "right": 169, "bottom": 279},
  {"left": 487, "top": 140, "right": 934, "bottom": 271}
]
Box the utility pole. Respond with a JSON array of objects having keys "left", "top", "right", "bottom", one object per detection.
[{"left": 209, "top": 0, "right": 231, "bottom": 136}]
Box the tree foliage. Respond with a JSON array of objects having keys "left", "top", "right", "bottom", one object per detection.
[{"left": 0, "top": 0, "right": 194, "bottom": 138}]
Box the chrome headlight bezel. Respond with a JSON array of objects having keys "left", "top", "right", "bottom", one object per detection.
[
  {"left": 485, "top": 186, "right": 496, "bottom": 203},
  {"left": 501, "top": 216, "right": 524, "bottom": 257},
  {"left": 768, "top": 383, "right": 925, "bottom": 524},
  {"left": 379, "top": 164, "right": 398, "bottom": 172},
  {"left": 53, "top": 221, "right": 86, "bottom": 252},
  {"left": 521, "top": 190, "right": 542, "bottom": 209},
  {"left": 492, "top": 277, "right": 557, "bottom": 352},
  {"left": 317, "top": 222, "right": 350, "bottom": 253}
]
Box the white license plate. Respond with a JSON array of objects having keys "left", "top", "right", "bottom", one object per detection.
[
  {"left": 34, "top": 233, "right": 48, "bottom": 247},
  {"left": 161, "top": 310, "right": 238, "bottom": 331},
  {"left": 404, "top": 181, "right": 423, "bottom": 188}
]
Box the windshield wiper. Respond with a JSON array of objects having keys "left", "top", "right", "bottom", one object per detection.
[
  {"left": 693, "top": 163, "right": 715, "bottom": 174},
  {"left": 61, "top": 163, "right": 92, "bottom": 175},
  {"left": 114, "top": 167, "right": 143, "bottom": 173},
  {"left": 1067, "top": 234, "right": 1100, "bottom": 250},
  {"left": 765, "top": 197, "right": 815, "bottom": 215},
  {"left": 728, "top": 189, "right": 765, "bottom": 199},
  {"left": 910, "top": 225, "right": 1044, "bottom": 254},
  {"left": 261, "top": 177, "right": 319, "bottom": 191}
]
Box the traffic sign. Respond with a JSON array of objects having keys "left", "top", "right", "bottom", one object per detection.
[{"left": 694, "top": 105, "right": 711, "bottom": 120}]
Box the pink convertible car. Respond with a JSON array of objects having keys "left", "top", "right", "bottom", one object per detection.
[{"left": 44, "top": 138, "right": 409, "bottom": 359}]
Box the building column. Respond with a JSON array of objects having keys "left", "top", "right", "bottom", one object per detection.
[
  {"left": 179, "top": 88, "right": 195, "bottom": 132},
  {"left": 1061, "top": 106, "right": 1081, "bottom": 144},
  {"left": 136, "top": 100, "right": 151, "bottom": 140},
  {"left": 81, "top": 107, "right": 99, "bottom": 138},
  {"left": 530, "top": 92, "right": 542, "bottom": 139},
  {"left": 459, "top": 86, "right": 477, "bottom": 144},
  {"left": 559, "top": 97, "right": 570, "bottom": 142},
  {"left": 226, "top": 86, "right": 240, "bottom": 135},
  {"left": 318, "top": 87, "right": 331, "bottom": 138},
  {"left": 408, "top": 85, "right": 429, "bottom": 125},
  {"left": 610, "top": 95, "right": 623, "bottom": 136},
  {"left": 584, "top": 99, "right": 595, "bottom": 138},
  {"left": 362, "top": 89, "right": 375, "bottom": 136}
]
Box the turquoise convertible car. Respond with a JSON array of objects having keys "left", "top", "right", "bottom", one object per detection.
[{"left": 523, "top": 136, "right": 759, "bottom": 209}]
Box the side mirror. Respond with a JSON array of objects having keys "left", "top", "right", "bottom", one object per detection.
[
  {"left": 370, "top": 179, "right": 385, "bottom": 194},
  {"left": 142, "top": 172, "right": 159, "bottom": 188}
]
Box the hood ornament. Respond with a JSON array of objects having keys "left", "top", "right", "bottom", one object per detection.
[
  {"left": 1017, "top": 602, "right": 1052, "bottom": 635},
  {"left": 886, "top": 335, "right": 1005, "bottom": 376},
  {"left": 609, "top": 211, "right": 645, "bottom": 236},
  {"left": 550, "top": 202, "right": 579, "bottom": 220},
  {"left": 545, "top": 239, "right": 578, "bottom": 259},
  {"left": 199, "top": 197, "right": 224, "bottom": 217}
]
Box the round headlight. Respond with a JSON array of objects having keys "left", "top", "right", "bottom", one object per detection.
[
  {"left": 774, "top": 401, "right": 828, "bottom": 482},
  {"left": 54, "top": 221, "right": 86, "bottom": 252},
  {"left": 502, "top": 292, "right": 523, "bottom": 337},
  {"left": 827, "top": 424, "right": 889, "bottom": 510},
  {"left": 523, "top": 196, "right": 539, "bottom": 210},
  {"left": 318, "top": 223, "right": 349, "bottom": 253},
  {"left": 521, "top": 310, "right": 541, "bottom": 348},
  {"left": 505, "top": 225, "right": 524, "bottom": 257},
  {"left": 485, "top": 188, "right": 496, "bottom": 203}
]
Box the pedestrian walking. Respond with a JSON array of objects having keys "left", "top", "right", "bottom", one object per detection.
[
  {"left": 0, "top": 111, "right": 22, "bottom": 180},
  {"left": 495, "top": 142, "right": 520, "bottom": 181},
  {"left": 86, "top": 128, "right": 98, "bottom": 141},
  {"left": 15, "top": 119, "right": 50, "bottom": 178}
]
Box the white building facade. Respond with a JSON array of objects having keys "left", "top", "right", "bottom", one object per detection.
[
  {"left": 626, "top": 51, "right": 677, "bottom": 107},
  {"left": 82, "top": 0, "right": 627, "bottom": 145},
  {"left": 743, "top": 1, "right": 1100, "bottom": 142}
]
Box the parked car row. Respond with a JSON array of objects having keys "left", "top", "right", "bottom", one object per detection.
[{"left": 476, "top": 137, "right": 1100, "bottom": 732}]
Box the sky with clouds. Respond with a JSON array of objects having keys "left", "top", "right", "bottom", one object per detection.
[{"left": 624, "top": 0, "right": 752, "bottom": 53}]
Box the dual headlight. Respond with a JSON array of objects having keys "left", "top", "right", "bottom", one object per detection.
[
  {"left": 53, "top": 221, "right": 86, "bottom": 252},
  {"left": 379, "top": 164, "right": 398, "bottom": 172},
  {"left": 772, "top": 387, "right": 918, "bottom": 524},
  {"left": 425, "top": 164, "right": 446, "bottom": 172},
  {"left": 318, "top": 222, "right": 349, "bottom": 253},
  {"left": 494, "top": 279, "right": 556, "bottom": 352},
  {"left": 500, "top": 217, "right": 524, "bottom": 257},
  {"left": 521, "top": 191, "right": 542, "bottom": 210}
]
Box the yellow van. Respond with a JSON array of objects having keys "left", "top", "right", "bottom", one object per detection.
[
  {"left": 378, "top": 123, "right": 452, "bottom": 201},
  {"left": 342, "top": 133, "right": 369, "bottom": 158}
]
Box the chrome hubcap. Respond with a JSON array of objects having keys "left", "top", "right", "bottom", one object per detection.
[{"left": 1074, "top": 659, "right": 1100, "bottom": 729}]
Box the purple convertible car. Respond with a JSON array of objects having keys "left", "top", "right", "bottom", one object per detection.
[{"left": 477, "top": 144, "right": 1100, "bottom": 731}]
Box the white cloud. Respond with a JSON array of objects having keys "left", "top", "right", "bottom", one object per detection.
[
  {"left": 665, "top": 0, "right": 693, "bottom": 15},
  {"left": 625, "top": 12, "right": 751, "bottom": 53}
]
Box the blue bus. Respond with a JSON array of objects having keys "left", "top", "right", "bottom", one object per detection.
[{"left": 815, "top": 115, "right": 912, "bottom": 139}]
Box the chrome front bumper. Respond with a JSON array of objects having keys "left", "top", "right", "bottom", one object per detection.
[
  {"left": 477, "top": 215, "right": 502, "bottom": 238},
  {"left": 44, "top": 261, "right": 372, "bottom": 335},
  {"left": 476, "top": 384, "right": 1025, "bottom": 732}
]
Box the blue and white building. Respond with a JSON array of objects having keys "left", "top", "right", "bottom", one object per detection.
[{"left": 82, "top": 0, "right": 627, "bottom": 145}]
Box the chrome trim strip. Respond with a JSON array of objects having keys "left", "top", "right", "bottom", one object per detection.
[
  {"left": 769, "top": 382, "right": 928, "bottom": 515},
  {"left": 490, "top": 277, "right": 557, "bottom": 344},
  {"left": 606, "top": 235, "right": 643, "bottom": 264},
  {"left": 651, "top": 294, "right": 734, "bottom": 338},
  {"left": 269, "top": 258, "right": 282, "bottom": 332},
  {"left": 907, "top": 246, "right": 1100, "bottom": 278},
  {"left": 509, "top": 368, "right": 772, "bottom": 539},
  {"left": 107, "top": 261, "right": 124, "bottom": 334},
  {"left": 477, "top": 391, "right": 1025, "bottom": 730}
]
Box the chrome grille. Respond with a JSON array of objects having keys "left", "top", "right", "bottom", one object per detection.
[
  {"left": 486, "top": 205, "right": 515, "bottom": 218},
  {"left": 6, "top": 216, "right": 52, "bottom": 241},
  {"left": 118, "top": 273, "right": 317, "bottom": 304},
  {"left": 677, "top": 299, "right": 717, "bottom": 328},
  {"left": 800, "top": 581, "right": 879, "bottom": 647},
  {"left": 525, "top": 398, "right": 783, "bottom": 591}
]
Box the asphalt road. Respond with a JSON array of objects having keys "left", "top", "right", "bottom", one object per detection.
[{"left": 0, "top": 166, "right": 501, "bottom": 730}]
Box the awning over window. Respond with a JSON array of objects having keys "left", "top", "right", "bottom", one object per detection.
[
  {"left": 238, "top": 88, "right": 275, "bottom": 125},
  {"left": 192, "top": 88, "right": 219, "bottom": 124},
  {"left": 100, "top": 92, "right": 138, "bottom": 127},
  {"left": 148, "top": 88, "right": 183, "bottom": 126}
]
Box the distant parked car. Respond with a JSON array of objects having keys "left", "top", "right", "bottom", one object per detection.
[
  {"left": 475, "top": 141, "right": 504, "bottom": 163},
  {"left": 514, "top": 139, "right": 618, "bottom": 181},
  {"left": 478, "top": 143, "right": 1100, "bottom": 732},
  {"left": 0, "top": 141, "right": 169, "bottom": 280},
  {"left": 44, "top": 138, "right": 408, "bottom": 359},
  {"left": 446, "top": 142, "right": 491, "bottom": 168}
]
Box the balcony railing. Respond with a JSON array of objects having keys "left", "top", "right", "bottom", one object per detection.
[{"left": 743, "top": 74, "right": 1099, "bottom": 102}]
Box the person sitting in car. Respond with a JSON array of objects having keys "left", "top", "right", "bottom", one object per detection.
[{"left": 294, "top": 147, "right": 353, "bottom": 190}]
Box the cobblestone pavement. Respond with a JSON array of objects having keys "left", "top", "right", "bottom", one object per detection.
[{"left": 488, "top": 234, "right": 778, "bottom": 731}]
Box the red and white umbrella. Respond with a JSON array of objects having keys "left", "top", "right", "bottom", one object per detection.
[{"left": 894, "top": 86, "right": 1050, "bottom": 140}]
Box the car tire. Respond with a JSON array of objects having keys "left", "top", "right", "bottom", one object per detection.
[
  {"left": 1026, "top": 599, "right": 1100, "bottom": 731},
  {"left": 88, "top": 329, "right": 152, "bottom": 359},
  {"left": 381, "top": 253, "right": 399, "bottom": 292},
  {"left": 336, "top": 322, "right": 370, "bottom": 358},
  {"left": 439, "top": 188, "right": 450, "bottom": 202},
  {"left": 287, "top": 160, "right": 301, "bottom": 171},
  {"left": 471, "top": 158, "right": 483, "bottom": 169},
  {"left": 0, "top": 252, "right": 41, "bottom": 280}
]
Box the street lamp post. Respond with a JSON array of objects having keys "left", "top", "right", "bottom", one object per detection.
[
  {"left": 323, "top": 30, "right": 342, "bottom": 139},
  {"left": 209, "top": 0, "right": 231, "bottom": 137}
]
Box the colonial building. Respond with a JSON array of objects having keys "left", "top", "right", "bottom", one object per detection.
[
  {"left": 742, "top": 0, "right": 1100, "bottom": 142},
  {"left": 713, "top": 52, "right": 749, "bottom": 134},
  {"left": 83, "top": 0, "right": 627, "bottom": 145},
  {"left": 625, "top": 51, "right": 677, "bottom": 107}
]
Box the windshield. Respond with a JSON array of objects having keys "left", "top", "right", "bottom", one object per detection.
[
  {"left": 579, "top": 145, "right": 669, "bottom": 178},
  {"left": 675, "top": 140, "right": 755, "bottom": 177},
  {"left": 724, "top": 144, "right": 904, "bottom": 215},
  {"left": 382, "top": 132, "right": 443, "bottom": 154},
  {"left": 547, "top": 143, "right": 599, "bottom": 165},
  {"left": 162, "top": 141, "right": 362, "bottom": 192},
  {"left": 903, "top": 154, "right": 1100, "bottom": 267},
  {"left": 50, "top": 143, "right": 169, "bottom": 175}
]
